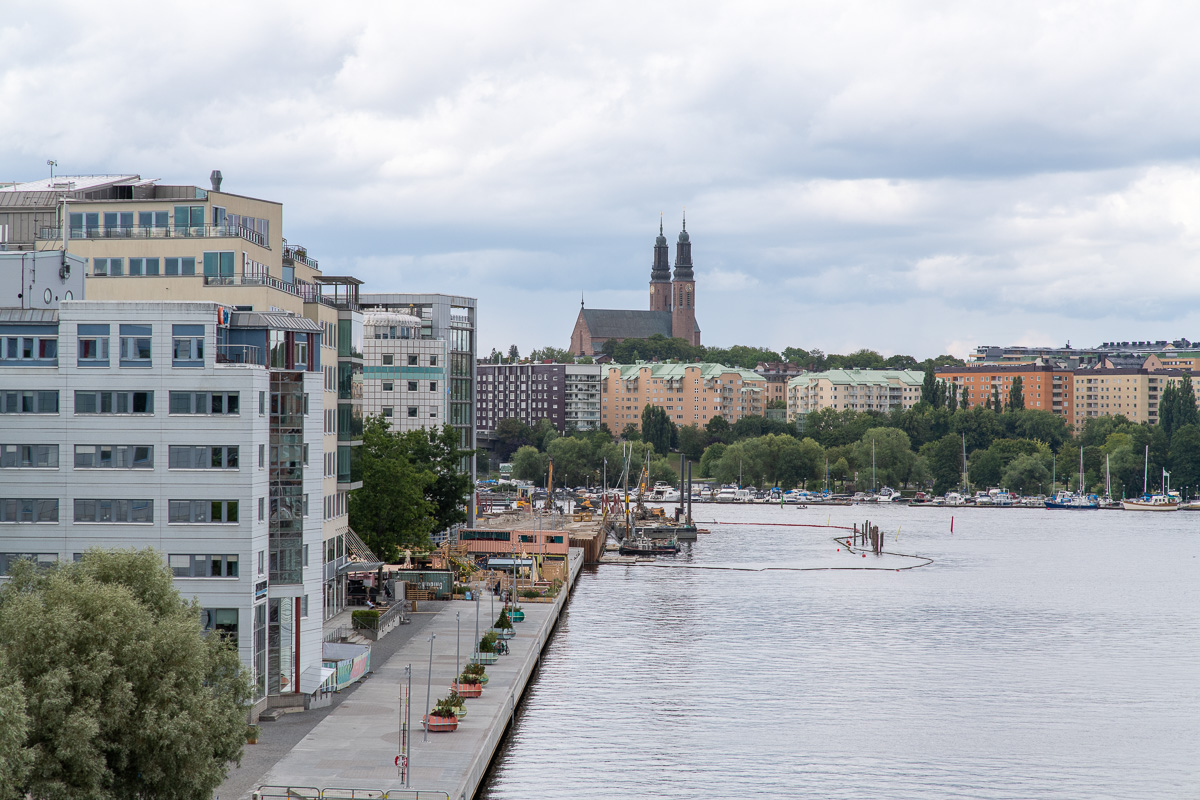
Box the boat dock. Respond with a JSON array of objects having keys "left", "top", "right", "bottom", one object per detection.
[{"left": 250, "top": 547, "right": 585, "bottom": 800}]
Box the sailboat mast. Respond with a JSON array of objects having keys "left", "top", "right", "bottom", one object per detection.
[
  {"left": 872, "top": 439, "right": 876, "bottom": 493},
  {"left": 1106, "top": 453, "right": 1111, "bottom": 499},
  {"left": 1079, "top": 446, "right": 1084, "bottom": 495},
  {"left": 961, "top": 433, "right": 967, "bottom": 493},
  {"left": 1143, "top": 444, "right": 1149, "bottom": 496}
]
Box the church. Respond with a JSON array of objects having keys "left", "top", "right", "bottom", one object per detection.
[{"left": 569, "top": 218, "right": 701, "bottom": 356}]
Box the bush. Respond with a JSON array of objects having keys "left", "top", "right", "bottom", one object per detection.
[
  {"left": 520, "top": 588, "right": 541, "bottom": 599},
  {"left": 457, "top": 672, "right": 481, "bottom": 685},
  {"left": 479, "top": 630, "right": 498, "bottom": 654},
  {"left": 431, "top": 696, "right": 458, "bottom": 718},
  {"left": 464, "top": 662, "right": 486, "bottom": 678},
  {"left": 495, "top": 610, "right": 512, "bottom": 630},
  {"left": 351, "top": 609, "right": 381, "bottom": 629}
]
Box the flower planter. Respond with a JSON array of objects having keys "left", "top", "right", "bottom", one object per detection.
[
  {"left": 478, "top": 673, "right": 489, "bottom": 685},
  {"left": 452, "top": 704, "right": 468, "bottom": 719},
  {"left": 452, "top": 681, "right": 483, "bottom": 698},
  {"left": 491, "top": 627, "right": 515, "bottom": 640},
  {"left": 471, "top": 652, "right": 498, "bottom": 665},
  {"left": 422, "top": 714, "right": 458, "bottom": 733},
  {"left": 509, "top": 610, "right": 525, "bottom": 623}
]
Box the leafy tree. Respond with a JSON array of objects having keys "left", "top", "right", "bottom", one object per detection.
[
  {"left": 705, "top": 415, "right": 731, "bottom": 444},
  {"left": 350, "top": 417, "right": 436, "bottom": 559},
  {"left": 1002, "top": 453, "right": 1051, "bottom": 495},
  {"left": 1003, "top": 409, "right": 1070, "bottom": 451},
  {"left": 960, "top": 384, "right": 970, "bottom": 409},
  {"left": 698, "top": 442, "right": 727, "bottom": 478},
  {"left": 1007, "top": 377, "right": 1025, "bottom": 411},
  {"left": 729, "top": 414, "right": 794, "bottom": 440},
  {"left": 0, "top": 550, "right": 250, "bottom": 800},
  {"left": 1170, "top": 424, "right": 1200, "bottom": 497},
  {"left": 1178, "top": 375, "right": 1199, "bottom": 430},
  {"left": 677, "top": 424, "right": 709, "bottom": 462},
  {"left": 0, "top": 649, "right": 30, "bottom": 799},
  {"left": 920, "top": 364, "right": 937, "bottom": 406},
  {"left": 968, "top": 448, "right": 1003, "bottom": 488},
  {"left": 399, "top": 424, "right": 476, "bottom": 534},
  {"left": 620, "top": 423, "right": 642, "bottom": 442},
  {"left": 528, "top": 345, "right": 574, "bottom": 363},
  {"left": 954, "top": 405, "right": 1004, "bottom": 453},
  {"left": 921, "top": 433, "right": 965, "bottom": 495},
  {"left": 850, "top": 428, "right": 915, "bottom": 488},
  {"left": 991, "top": 384, "right": 1002, "bottom": 411},
  {"left": 766, "top": 399, "right": 788, "bottom": 410},
  {"left": 493, "top": 417, "right": 535, "bottom": 461},
  {"left": 1159, "top": 381, "right": 1178, "bottom": 439},
  {"left": 546, "top": 436, "right": 595, "bottom": 488},
  {"left": 641, "top": 404, "right": 678, "bottom": 456},
  {"left": 947, "top": 384, "right": 959, "bottom": 412},
  {"left": 829, "top": 456, "right": 851, "bottom": 490},
  {"left": 511, "top": 445, "right": 548, "bottom": 484}
]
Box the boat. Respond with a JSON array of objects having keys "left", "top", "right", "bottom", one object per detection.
[
  {"left": 714, "top": 485, "right": 739, "bottom": 504},
  {"left": 1121, "top": 447, "right": 1179, "bottom": 511},
  {"left": 1044, "top": 491, "right": 1099, "bottom": 510},
  {"left": 618, "top": 535, "right": 680, "bottom": 556}
]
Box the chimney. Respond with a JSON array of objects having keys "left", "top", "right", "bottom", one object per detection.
[{"left": 210, "top": 170, "right": 223, "bottom": 191}]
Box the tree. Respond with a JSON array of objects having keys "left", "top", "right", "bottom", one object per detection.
[
  {"left": 641, "top": 404, "right": 678, "bottom": 456},
  {"left": 960, "top": 384, "right": 970, "bottom": 409},
  {"left": 922, "top": 434, "right": 965, "bottom": 495},
  {"left": 991, "top": 384, "right": 1002, "bottom": 411},
  {"left": 528, "top": 345, "right": 573, "bottom": 363},
  {"left": 1178, "top": 375, "right": 1199, "bottom": 430},
  {"left": 1007, "top": 376, "right": 1025, "bottom": 411},
  {"left": 705, "top": 415, "right": 731, "bottom": 444},
  {"left": 1169, "top": 423, "right": 1200, "bottom": 496},
  {"left": 546, "top": 436, "right": 595, "bottom": 488},
  {"left": 698, "top": 442, "right": 727, "bottom": 478},
  {"left": 968, "top": 448, "right": 1003, "bottom": 488},
  {"left": 850, "top": 428, "right": 915, "bottom": 488},
  {"left": 677, "top": 424, "right": 709, "bottom": 462},
  {"left": 0, "top": 649, "right": 30, "bottom": 800},
  {"left": 507, "top": 344, "right": 520, "bottom": 362},
  {"left": 493, "top": 417, "right": 535, "bottom": 461},
  {"left": 399, "top": 424, "right": 476, "bottom": 534},
  {"left": 350, "top": 417, "right": 436, "bottom": 559},
  {"left": 620, "top": 423, "right": 642, "bottom": 442},
  {"left": 920, "top": 364, "right": 937, "bottom": 406},
  {"left": 0, "top": 550, "right": 250, "bottom": 800},
  {"left": 1002, "top": 453, "right": 1051, "bottom": 495},
  {"left": 511, "top": 445, "right": 548, "bottom": 484}
]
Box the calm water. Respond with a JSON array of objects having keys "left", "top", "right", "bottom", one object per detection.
[{"left": 480, "top": 504, "right": 1200, "bottom": 799}]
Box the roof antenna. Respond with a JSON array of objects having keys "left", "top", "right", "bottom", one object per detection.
[
  {"left": 581, "top": 291, "right": 585, "bottom": 309},
  {"left": 659, "top": 213, "right": 663, "bottom": 235},
  {"left": 682, "top": 206, "right": 686, "bottom": 231}
]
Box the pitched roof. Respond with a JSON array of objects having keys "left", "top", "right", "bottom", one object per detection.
[
  {"left": 604, "top": 361, "right": 766, "bottom": 383},
  {"left": 789, "top": 369, "right": 925, "bottom": 387},
  {"left": 580, "top": 309, "right": 672, "bottom": 339}
]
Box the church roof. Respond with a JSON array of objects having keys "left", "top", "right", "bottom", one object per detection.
[{"left": 580, "top": 309, "right": 673, "bottom": 339}]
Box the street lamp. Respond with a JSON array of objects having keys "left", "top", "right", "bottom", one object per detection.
[
  {"left": 455, "top": 611, "right": 461, "bottom": 678},
  {"left": 423, "top": 633, "right": 436, "bottom": 741}
]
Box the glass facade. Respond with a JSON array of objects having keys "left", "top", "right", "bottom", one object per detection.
[{"left": 269, "top": 373, "right": 305, "bottom": 585}]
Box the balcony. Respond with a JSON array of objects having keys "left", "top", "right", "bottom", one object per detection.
[
  {"left": 282, "top": 243, "right": 319, "bottom": 269},
  {"left": 202, "top": 273, "right": 337, "bottom": 308},
  {"left": 49, "top": 224, "right": 268, "bottom": 248},
  {"left": 216, "top": 344, "right": 264, "bottom": 366}
]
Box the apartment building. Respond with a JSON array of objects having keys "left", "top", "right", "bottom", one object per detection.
[
  {"left": 786, "top": 369, "right": 924, "bottom": 419},
  {"left": 601, "top": 362, "right": 765, "bottom": 430},
  {"left": 936, "top": 363, "right": 1075, "bottom": 419},
  {"left": 475, "top": 362, "right": 602, "bottom": 435},
  {"left": 0, "top": 300, "right": 326, "bottom": 701},
  {"left": 359, "top": 293, "right": 477, "bottom": 527},
  {"left": 754, "top": 361, "right": 805, "bottom": 407},
  {"left": 1072, "top": 368, "right": 1191, "bottom": 426}
]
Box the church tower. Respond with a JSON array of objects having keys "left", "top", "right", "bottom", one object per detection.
[
  {"left": 649, "top": 217, "right": 672, "bottom": 312},
  {"left": 671, "top": 215, "right": 699, "bottom": 345}
]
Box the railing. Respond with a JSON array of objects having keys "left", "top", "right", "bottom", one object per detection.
[
  {"left": 203, "top": 273, "right": 336, "bottom": 307},
  {"left": 255, "top": 788, "right": 449, "bottom": 800},
  {"left": 283, "top": 244, "right": 319, "bottom": 269},
  {"left": 216, "top": 344, "right": 264, "bottom": 366},
  {"left": 48, "top": 224, "right": 268, "bottom": 248}
]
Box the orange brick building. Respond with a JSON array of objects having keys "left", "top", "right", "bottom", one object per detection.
[{"left": 936, "top": 364, "right": 1076, "bottom": 420}]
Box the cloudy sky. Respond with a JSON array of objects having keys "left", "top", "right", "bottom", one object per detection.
[{"left": 5, "top": 1, "right": 1200, "bottom": 359}]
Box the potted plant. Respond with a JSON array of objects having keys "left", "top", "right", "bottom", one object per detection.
[
  {"left": 424, "top": 696, "right": 459, "bottom": 732},
  {"left": 471, "top": 631, "right": 499, "bottom": 665},
  {"left": 452, "top": 671, "right": 483, "bottom": 698},
  {"left": 491, "top": 610, "right": 515, "bottom": 639},
  {"left": 246, "top": 725, "right": 260, "bottom": 745},
  {"left": 464, "top": 662, "right": 488, "bottom": 685},
  {"left": 447, "top": 688, "right": 468, "bottom": 719},
  {"left": 508, "top": 603, "right": 525, "bottom": 623}
]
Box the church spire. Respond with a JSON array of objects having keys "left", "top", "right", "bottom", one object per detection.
[
  {"left": 650, "top": 214, "right": 671, "bottom": 283},
  {"left": 673, "top": 212, "right": 693, "bottom": 280}
]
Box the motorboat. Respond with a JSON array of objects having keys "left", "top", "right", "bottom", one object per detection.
[{"left": 1044, "top": 491, "right": 1099, "bottom": 510}]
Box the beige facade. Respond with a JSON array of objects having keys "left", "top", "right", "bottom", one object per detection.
[
  {"left": 600, "top": 362, "right": 765, "bottom": 431},
  {"left": 787, "top": 369, "right": 924, "bottom": 420},
  {"left": 1071, "top": 368, "right": 1190, "bottom": 426}
]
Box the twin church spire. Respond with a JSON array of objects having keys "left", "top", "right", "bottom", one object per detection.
[{"left": 648, "top": 214, "right": 699, "bottom": 345}]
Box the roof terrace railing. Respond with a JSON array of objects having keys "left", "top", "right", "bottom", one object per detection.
[{"left": 45, "top": 224, "right": 268, "bottom": 248}]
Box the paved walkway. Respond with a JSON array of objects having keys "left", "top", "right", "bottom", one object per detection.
[{"left": 245, "top": 550, "right": 581, "bottom": 799}]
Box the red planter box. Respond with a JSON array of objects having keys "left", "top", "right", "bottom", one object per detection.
[
  {"left": 423, "top": 714, "right": 459, "bottom": 732},
  {"left": 452, "top": 681, "right": 483, "bottom": 698}
]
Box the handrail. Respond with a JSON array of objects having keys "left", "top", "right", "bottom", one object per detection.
[{"left": 49, "top": 223, "right": 269, "bottom": 248}]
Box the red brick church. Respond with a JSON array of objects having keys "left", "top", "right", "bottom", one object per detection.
[{"left": 569, "top": 217, "right": 701, "bottom": 356}]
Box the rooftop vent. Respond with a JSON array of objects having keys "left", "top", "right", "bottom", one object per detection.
[{"left": 210, "top": 170, "right": 223, "bottom": 191}]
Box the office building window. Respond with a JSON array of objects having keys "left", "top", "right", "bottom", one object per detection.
[
  {"left": 199, "top": 608, "right": 238, "bottom": 646},
  {"left": 202, "top": 251, "right": 235, "bottom": 278},
  {"left": 0, "top": 335, "right": 56, "bottom": 362},
  {"left": 0, "top": 391, "right": 58, "bottom": 414},
  {"left": 74, "top": 391, "right": 153, "bottom": 414},
  {"left": 382, "top": 354, "right": 394, "bottom": 366},
  {"left": 382, "top": 407, "right": 393, "bottom": 417},
  {"left": 407, "top": 381, "right": 417, "bottom": 391},
  {"left": 170, "top": 554, "right": 239, "bottom": 578},
  {"left": 74, "top": 445, "right": 152, "bottom": 469},
  {"left": 92, "top": 258, "right": 124, "bottom": 276},
  {"left": 0, "top": 444, "right": 58, "bottom": 468},
  {"left": 0, "top": 499, "right": 58, "bottom": 523},
  {"left": 163, "top": 257, "right": 197, "bottom": 276},
  {"left": 430, "top": 381, "right": 438, "bottom": 392},
  {"left": 168, "top": 445, "right": 239, "bottom": 469},
  {"left": 77, "top": 324, "right": 110, "bottom": 366},
  {"left": 407, "top": 355, "right": 418, "bottom": 366},
  {"left": 382, "top": 381, "right": 393, "bottom": 391},
  {"left": 119, "top": 324, "right": 152, "bottom": 366},
  {"left": 168, "top": 391, "right": 239, "bottom": 415},
  {"left": 73, "top": 499, "right": 153, "bottom": 524},
  {"left": 408, "top": 407, "right": 417, "bottom": 417},
  {"left": 172, "top": 325, "right": 205, "bottom": 365},
  {"left": 0, "top": 553, "right": 57, "bottom": 575},
  {"left": 168, "top": 500, "right": 239, "bottom": 523}
]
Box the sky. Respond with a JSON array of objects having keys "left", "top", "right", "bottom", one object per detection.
[{"left": 5, "top": 1, "right": 1200, "bottom": 360}]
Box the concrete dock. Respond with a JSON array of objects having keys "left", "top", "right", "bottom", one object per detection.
[{"left": 250, "top": 548, "right": 584, "bottom": 800}]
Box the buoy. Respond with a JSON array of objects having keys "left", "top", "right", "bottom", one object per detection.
[
  {"left": 862, "top": 553, "right": 866, "bottom": 558},
  {"left": 950, "top": 516, "right": 954, "bottom": 533}
]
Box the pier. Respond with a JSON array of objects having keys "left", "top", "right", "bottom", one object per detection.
[{"left": 249, "top": 547, "right": 584, "bottom": 800}]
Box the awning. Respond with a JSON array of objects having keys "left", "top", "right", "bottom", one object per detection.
[
  {"left": 487, "top": 558, "right": 534, "bottom": 568},
  {"left": 299, "top": 665, "right": 336, "bottom": 694},
  {"left": 345, "top": 528, "right": 379, "bottom": 562},
  {"left": 338, "top": 560, "right": 384, "bottom": 576}
]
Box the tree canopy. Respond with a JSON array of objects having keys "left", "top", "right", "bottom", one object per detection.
[{"left": 0, "top": 550, "right": 250, "bottom": 800}]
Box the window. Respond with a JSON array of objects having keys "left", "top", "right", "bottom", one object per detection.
[
  {"left": 199, "top": 608, "right": 238, "bottom": 646},
  {"left": 92, "top": 257, "right": 124, "bottom": 276},
  {"left": 174, "top": 205, "right": 205, "bottom": 234},
  {"left": 74, "top": 391, "right": 153, "bottom": 414},
  {"left": 382, "top": 354, "right": 394, "bottom": 366},
  {"left": 77, "top": 324, "right": 110, "bottom": 366},
  {"left": 168, "top": 391, "right": 239, "bottom": 414},
  {"left": 73, "top": 499, "right": 153, "bottom": 523},
  {"left": 259, "top": 391, "right": 266, "bottom": 415},
  {"left": 407, "top": 407, "right": 417, "bottom": 417},
  {"left": 259, "top": 444, "right": 265, "bottom": 468},
  {"left": 172, "top": 325, "right": 205, "bottom": 365},
  {"left": 430, "top": 381, "right": 438, "bottom": 392},
  {"left": 119, "top": 324, "right": 152, "bottom": 366},
  {"left": 163, "top": 257, "right": 197, "bottom": 276},
  {"left": 0, "top": 391, "right": 58, "bottom": 414},
  {"left": 168, "top": 500, "right": 239, "bottom": 523},
  {"left": 259, "top": 497, "right": 265, "bottom": 521},
  {"left": 168, "top": 445, "right": 239, "bottom": 469},
  {"left": 129, "top": 257, "right": 161, "bottom": 276},
  {"left": 0, "top": 335, "right": 56, "bottom": 362},
  {"left": 429, "top": 355, "right": 437, "bottom": 366},
  {"left": 0, "top": 445, "right": 58, "bottom": 468},
  {"left": 0, "top": 553, "right": 57, "bottom": 575},
  {"left": 0, "top": 499, "right": 58, "bottom": 523},
  {"left": 139, "top": 210, "right": 169, "bottom": 230},
  {"left": 74, "top": 445, "right": 152, "bottom": 469},
  {"left": 103, "top": 211, "right": 134, "bottom": 234},
  {"left": 408, "top": 381, "right": 418, "bottom": 391},
  {"left": 407, "top": 355, "right": 418, "bottom": 366},
  {"left": 382, "top": 407, "right": 393, "bottom": 418},
  {"left": 382, "top": 381, "right": 393, "bottom": 391},
  {"left": 202, "top": 251, "right": 235, "bottom": 278},
  {"left": 170, "top": 554, "right": 239, "bottom": 578}
]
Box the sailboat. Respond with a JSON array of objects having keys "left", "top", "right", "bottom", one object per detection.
[
  {"left": 1121, "top": 446, "right": 1179, "bottom": 511},
  {"left": 1045, "top": 447, "right": 1098, "bottom": 509}
]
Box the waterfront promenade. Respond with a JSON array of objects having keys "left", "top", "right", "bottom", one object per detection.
[{"left": 247, "top": 548, "right": 584, "bottom": 800}]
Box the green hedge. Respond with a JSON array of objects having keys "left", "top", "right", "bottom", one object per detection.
[{"left": 352, "top": 609, "right": 381, "bottom": 629}]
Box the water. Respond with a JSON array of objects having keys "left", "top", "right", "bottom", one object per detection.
[{"left": 480, "top": 505, "right": 1200, "bottom": 799}]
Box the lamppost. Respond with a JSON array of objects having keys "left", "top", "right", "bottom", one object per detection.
[
  {"left": 455, "top": 611, "right": 461, "bottom": 678},
  {"left": 473, "top": 578, "right": 481, "bottom": 659},
  {"left": 423, "top": 633, "right": 436, "bottom": 742}
]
